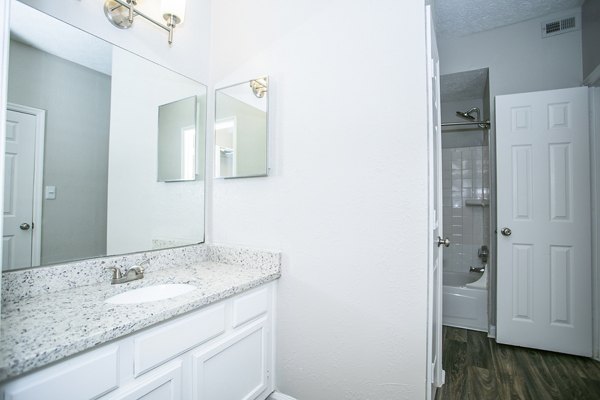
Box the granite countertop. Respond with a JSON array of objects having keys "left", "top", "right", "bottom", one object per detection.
[{"left": 0, "top": 261, "right": 280, "bottom": 382}]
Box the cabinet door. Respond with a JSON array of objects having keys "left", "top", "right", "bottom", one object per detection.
[
  {"left": 103, "top": 360, "right": 182, "bottom": 400},
  {"left": 192, "top": 319, "right": 270, "bottom": 400}
]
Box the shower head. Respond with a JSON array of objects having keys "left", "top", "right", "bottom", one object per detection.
[
  {"left": 456, "top": 111, "right": 475, "bottom": 120},
  {"left": 456, "top": 107, "right": 481, "bottom": 121}
]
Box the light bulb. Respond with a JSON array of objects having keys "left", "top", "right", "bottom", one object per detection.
[{"left": 161, "top": 0, "right": 186, "bottom": 24}]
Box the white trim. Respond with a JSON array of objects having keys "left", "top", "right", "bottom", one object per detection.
[
  {"left": 590, "top": 88, "right": 600, "bottom": 361},
  {"left": 0, "top": 0, "right": 10, "bottom": 315},
  {"left": 6, "top": 103, "right": 45, "bottom": 266},
  {"left": 584, "top": 64, "right": 600, "bottom": 87},
  {"left": 270, "top": 280, "right": 278, "bottom": 393},
  {"left": 267, "top": 392, "right": 298, "bottom": 400}
]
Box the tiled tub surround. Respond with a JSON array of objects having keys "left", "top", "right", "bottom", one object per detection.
[
  {"left": 0, "top": 244, "right": 281, "bottom": 381},
  {"left": 442, "top": 146, "right": 490, "bottom": 272}
]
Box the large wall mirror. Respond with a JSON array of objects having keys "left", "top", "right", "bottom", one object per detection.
[
  {"left": 3, "top": 2, "right": 207, "bottom": 271},
  {"left": 214, "top": 78, "right": 268, "bottom": 178}
]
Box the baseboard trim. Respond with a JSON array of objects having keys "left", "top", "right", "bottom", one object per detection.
[{"left": 268, "top": 391, "right": 298, "bottom": 400}]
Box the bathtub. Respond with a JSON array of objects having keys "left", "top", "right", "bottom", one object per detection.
[{"left": 442, "top": 271, "right": 488, "bottom": 332}]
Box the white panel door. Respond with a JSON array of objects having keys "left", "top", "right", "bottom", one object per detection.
[
  {"left": 425, "top": 4, "right": 444, "bottom": 399},
  {"left": 3, "top": 109, "right": 37, "bottom": 269},
  {"left": 496, "top": 87, "right": 591, "bottom": 356}
]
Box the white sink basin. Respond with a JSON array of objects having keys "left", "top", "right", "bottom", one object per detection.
[{"left": 105, "top": 284, "right": 196, "bottom": 305}]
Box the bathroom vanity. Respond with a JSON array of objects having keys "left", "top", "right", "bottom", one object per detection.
[{"left": 0, "top": 245, "right": 280, "bottom": 400}]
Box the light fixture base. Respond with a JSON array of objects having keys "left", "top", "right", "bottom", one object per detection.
[
  {"left": 163, "top": 14, "right": 182, "bottom": 26},
  {"left": 104, "top": 0, "right": 136, "bottom": 29}
]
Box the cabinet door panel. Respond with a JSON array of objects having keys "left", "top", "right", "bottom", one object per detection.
[
  {"left": 104, "top": 360, "right": 182, "bottom": 400},
  {"left": 193, "top": 319, "right": 268, "bottom": 400}
]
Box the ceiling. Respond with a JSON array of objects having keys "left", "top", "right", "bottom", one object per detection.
[
  {"left": 440, "top": 68, "right": 488, "bottom": 102},
  {"left": 434, "top": 0, "right": 584, "bottom": 37},
  {"left": 11, "top": 1, "right": 112, "bottom": 75}
]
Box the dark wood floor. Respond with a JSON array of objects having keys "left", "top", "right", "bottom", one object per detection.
[{"left": 435, "top": 327, "right": 600, "bottom": 400}]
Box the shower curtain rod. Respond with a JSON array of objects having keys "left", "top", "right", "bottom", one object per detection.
[{"left": 441, "top": 120, "right": 490, "bottom": 128}]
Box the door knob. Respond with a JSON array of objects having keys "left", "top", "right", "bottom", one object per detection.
[
  {"left": 19, "top": 223, "right": 31, "bottom": 231},
  {"left": 501, "top": 227, "right": 512, "bottom": 236},
  {"left": 437, "top": 236, "right": 450, "bottom": 247}
]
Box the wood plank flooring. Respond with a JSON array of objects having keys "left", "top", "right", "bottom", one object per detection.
[{"left": 435, "top": 327, "right": 600, "bottom": 400}]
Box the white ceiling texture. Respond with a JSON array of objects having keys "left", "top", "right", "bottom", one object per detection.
[{"left": 434, "top": 0, "right": 584, "bottom": 37}]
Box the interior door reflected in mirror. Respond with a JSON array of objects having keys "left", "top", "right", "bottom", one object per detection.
[
  {"left": 214, "top": 77, "right": 268, "bottom": 178},
  {"left": 158, "top": 96, "right": 200, "bottom": 182}
]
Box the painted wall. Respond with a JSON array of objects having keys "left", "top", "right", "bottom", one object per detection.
[
  {"left": 107, "top": 47, "right": 205, "bottom": 254},
  {"left": 7, "top": 40, "right": 110, "bottom": 265},
  {"left": 441, "top": 98, "right": 486, "bottom": 148},
  {"left": 439, "top": 7, "right": 583, "bottom": 97},
  {"left": 582, "top": 0, "right": 600, "bottom": 82},
  {"left": 17, "top": 0, "right": 211, "bottom": 83},
  {"left": 210, "top": 0, "right": 430, "bottom": 398}
]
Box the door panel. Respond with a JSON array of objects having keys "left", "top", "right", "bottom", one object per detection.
[
  {"left": 496, "top": 87, "right": 591, "bottom": 356},
  {"left": 425, "top": 4, "right": 444, "bottom": 399},
  {"left": 3, "top": 109, "right": 37, "bottom": 269}
]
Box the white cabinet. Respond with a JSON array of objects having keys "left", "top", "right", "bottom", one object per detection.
[
  {"left": 2, "top": 346, "right": 119, "bottom": 400},
  {"left": 193, "top": 319, "right": 269, "bottom": 400},
  {"left": 105, "top": 360, "right": 183, "bottom": 400},
  {"left": 1, "top": 282, "right": 276, "bottom": 400}
]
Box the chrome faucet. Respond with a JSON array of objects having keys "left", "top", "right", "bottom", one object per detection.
[{"left": 106, "top": 260, "right": 149, "bottom": 284}]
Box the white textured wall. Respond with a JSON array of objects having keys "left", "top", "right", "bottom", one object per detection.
[
  {"left": 210, "top": 0, "right": 430, "bottom": 398},
  {"left": 17, "top": 0, "right": 210, "bottom": 82},
  {"left": 107, "top": 47, "right": 205, "bottom": 254},
  {"left": 439, "top": 7, "right": 583, "bottom": 96}
]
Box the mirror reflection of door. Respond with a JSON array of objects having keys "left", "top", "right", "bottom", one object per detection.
[
  {"left": 3, "top": 104, "right": 44, "bottom": 269},
  {"left": 214, "top": 117, "right": 236, "bottom": 178}
]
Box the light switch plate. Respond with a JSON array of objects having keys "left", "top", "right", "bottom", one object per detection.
[{"left": 45, "top": 186, "right": 56, "bottom": 200}]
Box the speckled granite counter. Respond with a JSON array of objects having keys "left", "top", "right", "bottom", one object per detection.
[{"left": 0, "top": 245, "right": 280, "bottom": 382}]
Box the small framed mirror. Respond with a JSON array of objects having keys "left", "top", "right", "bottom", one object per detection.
[
  {"left": 157, "top": 96, "right": 201, "bottom": 182},
  {"left": 214, "top": 77, "right": 268, "bottom": 178}
]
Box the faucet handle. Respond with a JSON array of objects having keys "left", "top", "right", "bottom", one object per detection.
[
  {"left": 105, "top": 266, "right": 123, "bottom": 280},
  {"left": 134, "top": 259, "right": 150, "bottom": 273}
]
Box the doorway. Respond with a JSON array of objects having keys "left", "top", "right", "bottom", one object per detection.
[{"left": 3, "top": 103, "right": 44, "bottom": 269}]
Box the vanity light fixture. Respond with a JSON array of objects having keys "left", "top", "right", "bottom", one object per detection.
[
  {"left": 249, "top": 78, "right": 268, "bottom": 98},
  {"left": 103, "top": 0, "right": 186, "bottom": 45}
]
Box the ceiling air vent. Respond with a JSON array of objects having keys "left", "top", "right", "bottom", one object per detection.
[{"left": 542, "top": 15, "right": 579, "bottom": 38}]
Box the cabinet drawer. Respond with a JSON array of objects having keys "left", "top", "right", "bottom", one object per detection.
[
  {"left": 134, "top": 304, "right": 225, "bottom": 376},
  {"left": 3, "top": 345, "right": 119, "bottom": 400},
  {"left": 232, "top": 287, "right": 270, "bottom": 328}
]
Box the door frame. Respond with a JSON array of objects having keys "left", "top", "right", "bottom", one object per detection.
[
  {"left": 7, "top": 103, "right": 45, "bottom": 266},
  {"left": 425, "top": 3, "right": 444, "bottom": 398}
]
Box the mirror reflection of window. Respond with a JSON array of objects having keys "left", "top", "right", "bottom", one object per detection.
[
  {"left": 181, "top": 126, "right": 196, "bottom": 181},
  {"left": 214, "top": 118, "right": 236, "bottom": 178}
]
